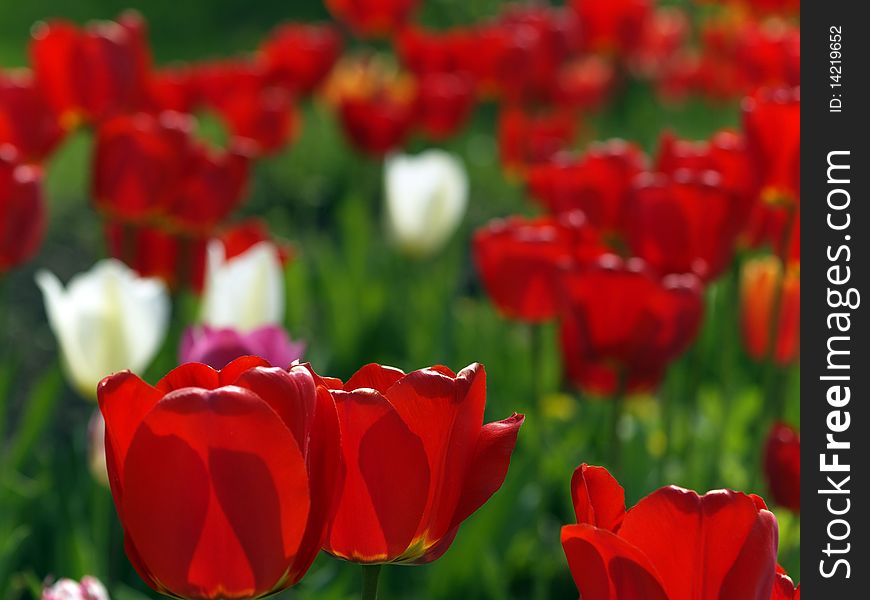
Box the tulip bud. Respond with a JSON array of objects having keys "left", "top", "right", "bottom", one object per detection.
[
  {"left": 41, "top": 576, "right": 109, "bottom": 600},
  {"left": 200, "top": 240, "right": 285, "bottom": 331},
  {"left": 763, "top": 422, "right": 800, "bottom": 512},
  {"left": 384, "top": 150, "right": 468, "bottom": 258},
  {"left": 36, "top": 259, "right": 170, "bottom": 399}
]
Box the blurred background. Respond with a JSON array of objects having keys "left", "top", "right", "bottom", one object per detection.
[{"left": 0, "top": 0, "right": 800, "bottom": 598}]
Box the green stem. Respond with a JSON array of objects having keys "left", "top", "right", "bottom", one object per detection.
[
  {"left": 608, "top": 375, "right": 628, "bottom": 473},
  {"left": 361, "top": 564, "right": 382, "bottom": 600}
]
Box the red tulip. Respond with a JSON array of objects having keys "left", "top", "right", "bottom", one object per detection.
[
  {"left": 655, "top": 130, "right": 760, "bottom": 215},
  {"left": 763, "top": 422, "right": 800, "bottom": 512},
  {"left": 495, "top": 6, "right": 583, "bottom": 103},
  {"left": 163, "top": 144, "right": 251, "bottom": 234},
  {"left": 325, "top": 56, "right": 416, "bottom": 156},
  {"left": 627, "top": 169, "right": 749, "bottom": 281},
  {"left": 559, "top": 256, "right": 704, "bottom": 394},
  {"left": 0, "top": 146, "right": 45, "bottom": 273},
  {"left": 552, "top": 56, "right": 616, "bottom": 111},
  {"left": 570, "top": 0, "right": 652, "bottom": 56},
  {"left": 93, "top": 111, "right": 195, "bottom": 222},
  {"left": 0, "top": 70, "right": 65, "bottom": 163},
  {"left": 258, "top": 23, "right": 343, "bottom": 96},
  {"left": 562, "top": 463, "right": 780, "bottom": 600},
  {"left": 630, "top": 7, "right": 689, "bottom": 78},
  {"left": 526, "top": 139, "right": 647, "bottom": 232},
  {"left": 473, "top": 213, "right": 604, "bottom": 323},
  {"left": 771, "top": 566, "right": 800, "bottom": 600},
  {"left": 743, "top": 87, "right": 800, "bottom": 204},
  {"left": 413, "top": 72, "right": 476, "bottom": 140},
  {"left": 498, "top": 106, "right": 577, "bottom": 173},
  {"left": 311, "top": 362, "right": 524, "bottom": 563},
  {"left": 395, "top": 26, "right": 475, "bottom": 77},
  {"left": 98, "top": 358, "right": 341, "bottom": 598},
  {"left": 338, "top": 96, "right": 415, "bottom": 156},
  {"left": 463, "top": 23, "right": 537, "bottom": 99},
  {"left": 192, "top": 61, "right": 298, "bottom": 156},
  {"left": 326, "top": 0, "right": 419, "bottom": 38},
  {"left": 740, "top": 255, "right": 800, "bottom": 364},
  {"left": 143, "top": 66, "right": 199, "bottom": 114},
  {"left": 29, "top": 14, "right": 150, "bottom": 125}
]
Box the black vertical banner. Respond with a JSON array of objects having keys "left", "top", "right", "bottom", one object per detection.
[{"left": 802, "top": 1, "right": 868, "bottom": 595}]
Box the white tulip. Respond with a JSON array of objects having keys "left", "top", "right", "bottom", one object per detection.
[
  {"left": 200, "top": 240, "right": 284, "bottom": 331},
  {"left": 36, "top": 260, "right": 170, "bottom": 399},
  {"left": 385, "top": 149, "right": 469, "bottom": 257}
]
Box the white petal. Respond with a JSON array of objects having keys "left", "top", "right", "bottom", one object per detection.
[
  {"left": 200, "top": 240, "right": 284, "bottom": 330},
  {"left": 385, "top": 149, "right": 468, "bottom": 256}
]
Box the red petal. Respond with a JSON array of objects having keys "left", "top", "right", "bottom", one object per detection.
[
  {"left": 561, "top": 524, "right": 668, "bottom": 600},
  {"left": 385, "top": 363, "right": 486, "bottom": 547},
  {"left": 121, "top": 386, "right": 310, "bottom": 598},
  {"left": 619, "top": 487, "right": 778, "bottom": 600},
  {"left": 770, "top": 569, "right": 798, "bottom": 600},
  {"left": 571, "top": 463, "right": 626, "bottom": 531},
  {"left": 447, "top": 413, "right": 524, "bottom": 530},
  {"left": 288, "top": 386, "right": 342, "bottom": 583},
  {"left": 326, "top": 389, "right": 430, "bottom": 563},
  {"left": 344, "top": 363, "right": 406, "bottom": 394},
  {"left": 233, "top": 365, "right": 317, "bottom": 449},
  {"left": 97, "top": 371, "right": 162, "bottom": 513},
  {"left": 156, "top": 361, "right": 220, "bottom": 392}
]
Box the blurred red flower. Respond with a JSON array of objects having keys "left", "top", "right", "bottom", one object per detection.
[
  {"left": 29, "top": 12, "right": 150, "bottom": 126},
  {"left": 98, "top": 358, "right": 341, "bottom": 598},
  {"left": 413, "top": 72, "right": 476, "bottom": 140},
  {"left": 473, "top": 213, "right": 604, "bottom": 323},
  {"left": 626, "top": 169, "right": 749, "bottom": 281},
  {"left": 395, "top": 25, "right": 475, "bottom": 77},
  {"left": 326, "top": 0, "right": 419, "bottom": 38},
  {"left": 740, "top": 255, "right": 800, "bottom": 364},
  {"left": 311, "top": 362, "right": 524, "bottom": 564},
  {"left": 93, "top": 111, "right": 251, "bottom": 232},
  {"left": 0, "top": 146, "right": 45, "bottom": 273},
  {"left": 325, "top": 56, "right": 416, "bottom": 156},
  {"left": 559, "top": 256, "right": 704, "bottom": 394},
  {"left": 743, "top": 86, "right": 800, "bottom": 204},
  {"left": 0, "top": 70, "right": 65, "bottom": 163},
  {"left": 258, "top": 23, "right": 343, "bottom": 96},
  {"left": 562, "top": 463, "right": 780, "bottom": 599},
  {"left": 763, "top": 422, "right": 800, "bottom": 512},
  {"left": 498, "top": 106, "right": 577, "bottom": 173},
  {"left": 93, "top": 111, "right": 196, "bottom": 221},
  {"left": 570, "top": 0, "right": 652, "bottom": 56},
  {"left": 527, "top": 139, "right": 647, "bottom": 232}
]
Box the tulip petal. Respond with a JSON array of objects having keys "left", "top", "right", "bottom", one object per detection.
[
  {"left": 288, "top": 386, "right": 342, "bottom": 583},
  {"left": 571, "top": 463, "right": 626, "bottom": 531},
  {"left": 386, "top": 363, "right": 487, "bottom": 545},
  {"left": 344, "top": 363, "right": 405, "bottom": 395},
  {"left": 561, "top": 524, "right": 668, "bottom": 600},
  {"left": 233, "top": 365, "right": 317, "bottom": 450},
  {"left": 327, "top": 389, "right": 430, "bottom": 563},
  {"left": 97, "top": 371, "right": 162, "bottom": 510},
  {"left": 219, "top": 355, "right": 273, "bottom": 384},
  {"left": 121, "top": 386, "right": 310, "bottom": 598},
  {"left": 448, "top": 413, "right": 524, "bottom": 528},
  {"left": 618, "top": 486, "right": 777, "bottom": 600},
  {"left": 156, "top": 361, "right": 220, "bottom": 392}
]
